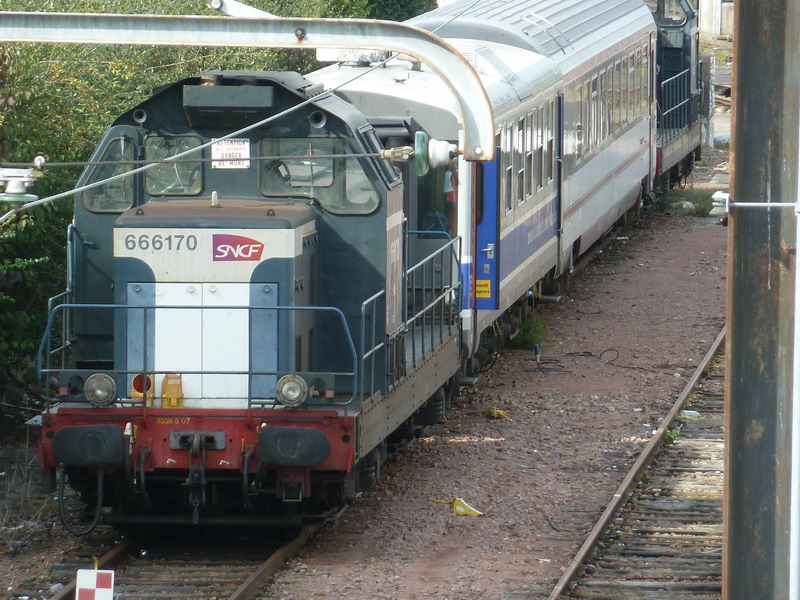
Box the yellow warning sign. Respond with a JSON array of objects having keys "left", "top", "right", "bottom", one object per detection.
[{"left": 476, "top": 279, "right": 492, "bottom": 298}]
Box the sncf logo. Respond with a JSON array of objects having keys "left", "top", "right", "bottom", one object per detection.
[{"left": 212, "top": 234, "right": 265, "bottom": 261}]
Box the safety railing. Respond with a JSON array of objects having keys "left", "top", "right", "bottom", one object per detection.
[
  {"left": 359, "top": 289, "right": 387, "bottom": 401},
  {"left": 38, "top": 303, "right": 359, "bottom": 408},
  {"left": 358, "top": 234, "right": 462, "bottom": 401},
  {"left": 659, "top": 68, "right": 692, "bottom": 142},
  {"left": 404, "top": 234, "right": 462, "bottom": 368},
  {"left": 44, "top": 224, "right": 77, "bottom": 371}
]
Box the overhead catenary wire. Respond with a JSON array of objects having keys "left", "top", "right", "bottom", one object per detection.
[
  {"left": 0, "top": 79, "right": 375, "bottom": 225},
  {"left": 0, "top": 152, "right": 391, "bottom": 170},
  {"left": 0, "top": 1, "right": 484, "bottom": 226}
]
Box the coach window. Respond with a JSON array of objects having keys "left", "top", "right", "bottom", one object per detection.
[
  {"left": 545, "top": 101, "right": 554, "bottom": 183},
  {"left": 608, "top": 63, "right": 619, "bottom": 134},
  {"left": 83, "top": 135, "right": 135, "bottom": 212},
  {"left": 525, "top": 113, "right": 533, "bottom": 197},
  {"left": 600, "top": 71, "right": 608, "bottom": 141},
  {"left": 628, "top": 53, "right": 637, "bottom": 118},
  {"left": 590, "top": 76, "right": 599, "bottom": 151},
  {"left": 597, "top": 72, "right": 604, "bottom": 142},
  {"left": 613, "top": 60, "right": 622, "bottom": 131},
  {"left": 639, "top": 44, "right": 650, "bottom": 115},
  {"left": 604, "top": 71, "right": 612, "bottom": 140},
  {"left": 585, "top": 81, "right": 592, "bottom": 151},
  {"left": 533, "top": 108, "right": 543, "bottom": 190},
  {"left": 575, "top": 86, "right": 584, "bottom": 158},
  {"left": 636, "top": 48, "right": 643, "bottom": 115},
  {"left": 516, "top": 118, "right": 525, "bottom": 204},
  {"left": 503, "top": 124, "right": 513, "bottom": 212},
  {"left": 621, "top": 56, "right": 629, "bottom": 124}
]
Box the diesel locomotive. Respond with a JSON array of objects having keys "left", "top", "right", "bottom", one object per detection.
[{"left": 23, "top": 0, "right": 706, "bottom": 532}]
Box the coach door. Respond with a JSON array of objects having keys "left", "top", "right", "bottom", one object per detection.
[{"left": 474, "top": 149, "right": 500, "bottom": 310}]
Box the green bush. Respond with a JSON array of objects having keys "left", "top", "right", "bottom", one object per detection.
[
  {"left": 0, "top": 0, "right": 436, "bottom": 412},
  {"left": 508, "top": 316, "right": 549, "bottom": 351}
]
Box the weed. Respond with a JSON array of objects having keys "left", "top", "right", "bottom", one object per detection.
[
  {"left": 664, "top": 425, "right": 681, "bottom": 444},
  {"left": 509, "top": 316, "right": 549, "bottom": 350},
  {"left": 657, "top": 188, "right": 715, "bottom": 217}
]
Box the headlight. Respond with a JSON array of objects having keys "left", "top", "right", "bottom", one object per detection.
[
  {"left": 84, "top": 373, "right": 118, "bottom": 407},
  {"left": 275, "top": 374, "right": 308, "bottom": 408}
]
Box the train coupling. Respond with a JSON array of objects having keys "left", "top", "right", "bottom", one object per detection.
[{"left": 179, "top": 432, "right": 214, "bottom": 524}]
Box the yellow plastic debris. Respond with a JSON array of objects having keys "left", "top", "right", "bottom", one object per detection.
[
  {"left": 433, "top": 498, "right": 484, "bottom": 516},
  {"left": 484, "top": 407, "right": 513, "bottom": 421}
]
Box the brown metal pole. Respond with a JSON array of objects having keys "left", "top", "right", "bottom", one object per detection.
[{"left": 724, "top": 0, "right": 800, "bottom": 597}]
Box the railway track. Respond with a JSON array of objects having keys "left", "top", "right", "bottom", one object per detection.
[
  {"left": 10, "top": 326, "right": 725, "bottom": 600},
  {"left": 11, "top": 526, "right": 318, "bottom": 600},
  {"left": 549, "top": 329, "right": 725, "bottom": 599}
]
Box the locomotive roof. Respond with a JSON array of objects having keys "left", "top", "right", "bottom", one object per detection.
[{"left": 410, "top": 0, "right": 651, "bottom": 58}]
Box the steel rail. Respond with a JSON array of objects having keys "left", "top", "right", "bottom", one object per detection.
[
  {"left": 41, "top": 524, "right": 323, "bottom": 599},
  {"left": 547, "top": 326, "right": 727, "bottom": 599},
  {"left": 49, "top": 539, "right": 136, "bottom": 600},
  {"left": 227, "top": 525, "right": 321, "bottom": 600}
]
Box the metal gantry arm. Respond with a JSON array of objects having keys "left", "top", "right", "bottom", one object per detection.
[{"left": 0, "top": 11, "right": 494, "bottom": 161}]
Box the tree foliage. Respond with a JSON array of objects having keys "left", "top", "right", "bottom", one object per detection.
[{"left": 0, "top": 0, "right": 435, "bottom": 412}]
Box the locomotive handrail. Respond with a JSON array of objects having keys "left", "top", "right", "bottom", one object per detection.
[
  {"left": 405, "top": 235, "right": 462, "bottom": 368},
  {"left": 359, "top": 289, "right": 386, "bottom": 402},
  {"left": 658, "top": 68, "right": 692, "bottom": 143},
  {"left": 0, "top": 11, "right": 494, "bottom": 161},
  {"left": 44, "top": 224, "right": 77, "bottom": 370},
  {"left": 358, "top": 235, "right": 462, "bottom": 400},
  {"left": 38, "top": 303, "right": 359, "bottom": 406}
]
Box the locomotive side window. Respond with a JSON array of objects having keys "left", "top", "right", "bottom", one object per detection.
[
  {"left": 258, "top": 137, "right": 378, "bottom": 215},
  {"left": 654, "top": 0, "right": 688, "bottom": 25},
  {"left": 82, "top": 136, "right": 135, "bottom": 212},
  {"left": 144, "top": 135, "right": 203, "bottom": 196},
  {"left": 363, "top": 128, "right": 401, "bottom": 186}
]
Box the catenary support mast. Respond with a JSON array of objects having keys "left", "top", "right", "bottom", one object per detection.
[{"left": 725, "top": 0, "right": 800, "bottom": 597}]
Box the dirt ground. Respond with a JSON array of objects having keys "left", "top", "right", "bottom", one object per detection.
[
  {"left": 0, "top": 150, "right": 729, "bottom": 599},
  {"left": 264, "top": 155, "right": 729, "bottom": 599}
]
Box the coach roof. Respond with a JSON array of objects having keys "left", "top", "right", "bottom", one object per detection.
[{"left": 410, "top": 0, "right": 652, "bottom": 58}]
